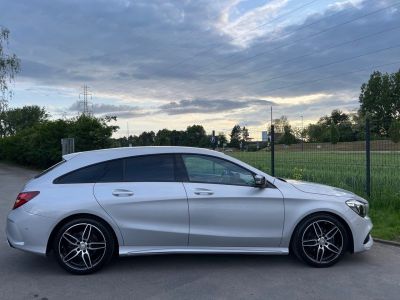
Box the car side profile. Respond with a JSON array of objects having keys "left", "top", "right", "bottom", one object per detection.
[{"left": 6, "top": 146, "right": 373, "bottom": 274}]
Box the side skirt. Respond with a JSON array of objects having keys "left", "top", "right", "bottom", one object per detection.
[{"left": 119, "top": 246, "right": 289, "bottom": 256}]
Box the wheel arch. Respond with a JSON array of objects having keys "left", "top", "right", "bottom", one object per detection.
[
  {"left": 46, "top": 213, "right": 120, "bottom": 256},
  {"left": 289, "top": 211, "right": 354, "bottom": 253}
]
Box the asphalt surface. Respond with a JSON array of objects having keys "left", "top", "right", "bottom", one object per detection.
[{"left": 1, "top": 162, "right": 400, "bottom": 300}]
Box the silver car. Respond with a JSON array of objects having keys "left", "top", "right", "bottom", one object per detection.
[{"left": 6, "top": 146, "right": 373, "bottom": 274}]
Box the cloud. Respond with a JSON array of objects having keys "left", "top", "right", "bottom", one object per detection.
[
  {"left": 159, "top": 98, "right": 275, "bottom": 115},
  {"left": 2, "top": 0, "right": 400, "bottom": 132},
  {"left": 67, "top": 101, "right": 148, "bottom": 119}
]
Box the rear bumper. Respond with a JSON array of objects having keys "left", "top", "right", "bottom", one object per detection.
[{"left": 6, "top": 208, "right": 55, "bottom": 256}]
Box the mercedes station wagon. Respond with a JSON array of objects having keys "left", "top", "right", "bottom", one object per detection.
[{"left": 6, "top": 147, "right": 373, "bottom": 274}]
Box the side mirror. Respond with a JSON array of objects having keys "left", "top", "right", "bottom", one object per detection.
[{"left": 254, "top": 175, "right": 266, "bottom": 188}]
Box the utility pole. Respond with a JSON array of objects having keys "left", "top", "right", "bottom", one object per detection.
[
  {"left": 270, "top": 106, "right": 273, "bottom": 128},
  {"left": 79, "top": 85, "right": 92, "bottom": 116},
  {"left": 301, "top": 115, "right": 304, "bottom": 152}
]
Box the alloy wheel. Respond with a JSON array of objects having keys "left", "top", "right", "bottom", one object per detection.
[
  {"left": 58, "top": 223, "right": 107, "bottom": 271},
  {"left": 301, "top": 219, "right": 344, "bottom": 264}
]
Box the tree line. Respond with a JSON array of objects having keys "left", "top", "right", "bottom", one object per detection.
[
  {"left": 266, "top": 69, "right": 400, "bottom": 145},
  {"left": 0, "top": 106, "right": 118, "bottom": 168}
]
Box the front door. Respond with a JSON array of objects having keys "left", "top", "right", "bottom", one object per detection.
[{"left": 180, "top": 154, "right": 284, "bottom": 248}]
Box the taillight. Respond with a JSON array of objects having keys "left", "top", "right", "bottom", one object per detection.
[{"left": 13, "top": 191, "right": 40, "bottom": 210}]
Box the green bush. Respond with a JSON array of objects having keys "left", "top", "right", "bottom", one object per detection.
[{"left": 0, "top": 115, "right": 118, "bottom": 169}]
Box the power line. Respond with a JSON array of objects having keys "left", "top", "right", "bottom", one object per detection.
[
  {"left": 196, "top": 5, "right": 350, "bottom": 74},
  {"left": 257, "top": 60, "right": 400, "bottom": 94},
  {"left": 199, "top": 24, "right": 400, "bottom": 87},
  {"left": 193, "top": 43, "right": 400, "bottom": 100},
  {"left": 160, "top": 0, "right": 322, "bottom": 72},
  {"left": 246, "top": 44, "right": 400, "bottom": 87},
  {"left": 197, "top": 1, "right": 400, "bottom": 78}
]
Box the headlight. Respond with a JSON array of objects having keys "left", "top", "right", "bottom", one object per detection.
[{"left": 346, "top": 199, "right": 368, "bottom": 217}]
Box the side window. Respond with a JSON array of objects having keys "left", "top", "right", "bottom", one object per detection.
[
  {"left": 54, "top": 159, "right": 123, "bottom": 184},
  {"left": 182, "top": 155, "right": 255, "bottom": 186},
  {"left": 125, "top": 154, "right": 175, "bottom": 182}
]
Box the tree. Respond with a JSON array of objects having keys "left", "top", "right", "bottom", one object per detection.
[
  {"left": 389, "top": 120, "right": 400, "bottom": 143},
  {"left": 330, "top": 124, "right": 340, "bottom": 144},
  {"left": 137, "top": 131, "right": 155, "bottom": 146},
  {"left": 273, "top": 116, "right": 289, "bottom": 133},
  {"left": 305, "top": 110, "right": 355, "bottom": 142},
  {"left": 0, "top": 27, "right": 20, "bottom": 111},
  {"left": 0, "top": 110, "right": 119, "bottom": 168},
  {"left": 241, "top": 126, "right": 250, "bottom": 144},
  {"left": 0, "top": 105, "right": 48, "bottom": 137},
  {"left": 155, "top": 129, "right": 172, "bottom": 145},
  {"left": 229, "top": 124, "right": 241, "bottom": 148},
  {"left": 185, "top": 125, "right": 207, "bottom": 147},
  {"left": 359, "top": 70, "right": 400, "bottom": 135},
  {"left": 278, "top": 125, "right": 297, "bottom": 145},
  {"left": 217, "top": 132, "right": 228, "bottom": 147}
]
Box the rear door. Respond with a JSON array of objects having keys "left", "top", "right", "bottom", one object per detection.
[
  {"left": 180, "top": 154, "right": 284, "bottom": 248},
  {"left": 93, "top": 154, "right": 189, "bottom": 248}
]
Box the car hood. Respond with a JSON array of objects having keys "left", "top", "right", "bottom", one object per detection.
[{"left": 285, "top": 179, "right": 355, "bottom": 197}]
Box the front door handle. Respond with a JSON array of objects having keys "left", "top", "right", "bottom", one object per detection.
[{"left": 112, "top": 189, "right": 134, "bottom": 197}]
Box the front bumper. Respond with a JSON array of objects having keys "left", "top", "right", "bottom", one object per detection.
[
  {"left": 6, "top": 207, "right": 55, "bottom": 256},
  {"left": 351, "top": 215, "right": 373, "bottom": 253}
]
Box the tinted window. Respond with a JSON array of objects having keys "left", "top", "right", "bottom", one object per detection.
[
  {"left": 182, "top": 154, "right": 255, "bottom": 186},
  {"left": 55, "top": 159, "right": 123, "bottom": 184},
  {"left": 125, "top": 154, "right": 175, "bottom": 182}
]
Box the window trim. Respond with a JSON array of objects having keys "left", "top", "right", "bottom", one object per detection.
[
  {"left": 178, "top": 153, "right": 274, "bottom": 188},
  {"left": 53, "top": 152, "right": 276, "bottom": 187}
]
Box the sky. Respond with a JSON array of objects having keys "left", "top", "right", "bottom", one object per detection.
[{"left": 1, "top": 0, "right": 399, "bottom": 138}]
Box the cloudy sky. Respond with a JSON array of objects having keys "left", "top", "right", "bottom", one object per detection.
[{"left": 1, "top": 0, "right": 399, "bottom": 137}]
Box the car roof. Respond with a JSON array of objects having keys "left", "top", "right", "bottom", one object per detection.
[
  {"left": 63, "top": 146, "right": 231, "bottom": 165},
  {"left": 63, "top": 146, "right": 227, "bottom": 162}
]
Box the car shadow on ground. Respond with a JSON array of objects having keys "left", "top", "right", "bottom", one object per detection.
[{"left": 5, "top": 250, "right": 371, "bottom": 276}]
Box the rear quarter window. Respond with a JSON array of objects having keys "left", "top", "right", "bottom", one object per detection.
[{"left": 54, "top": 159, "right": 123, "bottom": 184}]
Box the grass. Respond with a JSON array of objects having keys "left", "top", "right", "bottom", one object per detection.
[{"left": 229, "top": 150, "right": 400, "bottom": 241}]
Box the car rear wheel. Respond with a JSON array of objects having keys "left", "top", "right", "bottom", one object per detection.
[
  {"left": 292, "top": 214, "right": 348, "bottom": 267},
  {"left": 53, "top": 218, "right": 114, "bottom": 274}
]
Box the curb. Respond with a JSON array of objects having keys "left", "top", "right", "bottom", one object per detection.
[{"left": 374, "top": 238, "right": 400, "bottom": 247}]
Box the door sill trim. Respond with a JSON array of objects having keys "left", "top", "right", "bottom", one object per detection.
[{"left": 119, "top": 246, "right": 288, "bottom": 256}]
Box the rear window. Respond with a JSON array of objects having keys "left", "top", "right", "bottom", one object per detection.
[
  {"left": 125, "top": 154, "right": 175, "bottom": 182},
  {"left": 34, "top": 160, "right": 66, "bottom": 178},
  {"left": 54, "top": 159, "right": 123, "bottom": 184}
]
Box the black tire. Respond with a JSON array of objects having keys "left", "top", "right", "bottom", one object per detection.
[
  {"left": 53, "top": 218, "right": 114, "bottom": 274},
  {"left": 292, "top": 213, "right": 349, "bottom": 268}
]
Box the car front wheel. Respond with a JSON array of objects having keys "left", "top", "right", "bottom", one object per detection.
[
  {"left": 292, "top": 214, "right": 349, "bottom": 267},
  {"left": 53, "top": 218, "right": 114, "bottom": 274}
]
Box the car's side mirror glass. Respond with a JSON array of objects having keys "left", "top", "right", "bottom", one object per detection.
[{"left": 254, "top": 175, "right": 266, "bottom": 188}]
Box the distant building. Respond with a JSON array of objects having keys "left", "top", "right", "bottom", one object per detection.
[{"left": 262, "top": 131, "right": 269, "bottom": 142}]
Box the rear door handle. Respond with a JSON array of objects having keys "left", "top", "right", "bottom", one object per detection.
[
  {"left": 112, "top": 189, "right": 134, "bottom": 197},
  {"left": 194, "top": 189, "right": 214, "bottom": 195}
]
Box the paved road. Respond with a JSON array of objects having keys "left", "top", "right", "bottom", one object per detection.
[{"left": 1, "top": 162, "right": 400, "bottom": 300}]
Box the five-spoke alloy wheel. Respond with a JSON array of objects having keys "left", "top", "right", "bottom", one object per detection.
[
  {"left": 54, "top": 218, "right": 114, "bottom": 274},
  {"left": 292, "top": 214, "right": 348, "bottom": 267}
]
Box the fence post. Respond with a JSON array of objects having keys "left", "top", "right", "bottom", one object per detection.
[
  {"left": 271, "top": 125, "right": 275, "bottom": 177},
  {"left": 365, "top": 118, "right": 371, "bottom": 197}
]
